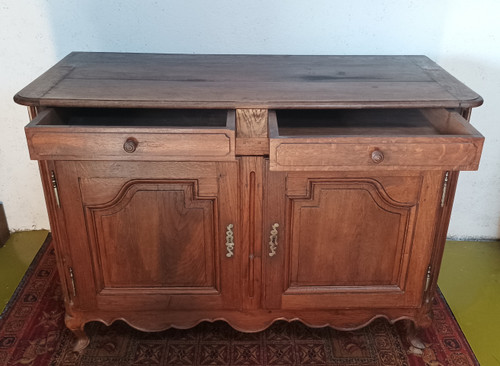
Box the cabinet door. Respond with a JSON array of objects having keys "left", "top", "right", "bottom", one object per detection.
[
  {"left": 264, "top": 167, "right": 443, "bottom": 310},
  {"left": 55, "top": 160, "right": 240, "bottom": 311}
]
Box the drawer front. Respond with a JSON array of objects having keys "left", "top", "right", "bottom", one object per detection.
[
  {"left": 269, "top": 109, "right": 484, "bottom": 171},
  {"left": 270, "top": 138, "right": 483, "bottom": 171},
  {"left": 25, "top": 109, "right": 236, "bottom": 161}
]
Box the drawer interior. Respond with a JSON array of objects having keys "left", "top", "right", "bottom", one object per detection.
[
  {"left": 271, "top": 108, "right": 474, "bottom": 137},
  {"left": 35, "top": 108, "right": 231, "bottom": 128},
  {"left": 268, "top": 108, "right": 483, "bottom": 171},
  {"left": 25, "top": 108, "right": 236, "bottom": 161}
]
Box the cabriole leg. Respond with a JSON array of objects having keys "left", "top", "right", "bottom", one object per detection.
[
  {"left": 403, "top": 319, "right": 426, "bottom": 350},
  {"left": 65, "top": 315, "right": 90, "bottom": 352}
]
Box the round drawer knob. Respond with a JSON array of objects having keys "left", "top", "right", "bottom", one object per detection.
[
  {"left": 371, "top": 149, "right": 384, "bottom": 164},
  {"left": 123, "top": 138, "right": 138, "bottom": 153}
]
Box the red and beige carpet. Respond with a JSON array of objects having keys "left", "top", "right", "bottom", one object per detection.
[{"left": 0, "top": 239, "right": 479, "bottom": 366}]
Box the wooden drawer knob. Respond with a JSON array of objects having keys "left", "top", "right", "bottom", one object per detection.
[
  {"left": 123, "top": 138, "right": 138, "bottom": 153},
  {"left": 371, "top": 149, "right": 384, "bottom": 164}
]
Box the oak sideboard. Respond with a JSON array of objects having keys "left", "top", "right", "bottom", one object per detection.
[{"left": 15, "top": 53, "right": 484, "bottom": 351}]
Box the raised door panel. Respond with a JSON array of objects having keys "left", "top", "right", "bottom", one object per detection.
[
  {"left": 87, "top": 181, "right": 217, "bottom": 291},
  {"left": 55, "top": 160, "right": 239, "bottom": 311},
  {"left": 264, "top": 168, "right": 443, "bottom": 310},
  {"left": 289, "top": 180, "right": 414, "bottom": 288}
]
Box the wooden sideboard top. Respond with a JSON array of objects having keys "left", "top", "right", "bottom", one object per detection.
[{"left": 14, "top": 52, "right": 482, "bottom": 109}]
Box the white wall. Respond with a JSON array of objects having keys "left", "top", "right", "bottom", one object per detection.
[{"left": 1, "top": 0, "right": 499, "bottom": 238}]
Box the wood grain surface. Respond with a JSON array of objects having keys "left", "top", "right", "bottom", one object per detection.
[
  {"left": 14, "top": 53, "right": 482, "bottom": 109},
  {"left": 18, "top": 53, "right": 484, "bottom": 352}
]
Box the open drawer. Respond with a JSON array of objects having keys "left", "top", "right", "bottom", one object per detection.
[
  {"left": 25, "top": 108, "right": 235, "bottom": 161},
  {"left": 269, "top": 109, "right": 484, "bottom": 171}
]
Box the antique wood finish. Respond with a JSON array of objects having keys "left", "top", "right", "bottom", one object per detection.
[
  {"left": 25, "top": 108, "right": 236, "bottom": 161},
  {"left": 17, "top": 53, "right": 484, "bottom": 352},
  {"left": 420, "top": 109, "right": 473, "bottom": 313},
  {"left": 14, "top": 53, "right": 483, "bottom": 109},
  {"left": 263, "top": 169, "right": 441, "bottom": 310},
  {"left": 269, "top": 109, "right": 483, "bottom": 171},
  {"left": 54, "top": 160, "right": 240, "bottom": 309},
  {"left": 238, "top": 156, "right": 265, "bottom": 309},
  {"left": 235, "top": 109, "right": 269, "bottom": 155}
]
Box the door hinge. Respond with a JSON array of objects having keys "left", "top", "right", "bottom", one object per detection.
[
  {"left": 68, "top": 267, "right": 77, "bottom": 297},
  {"left": 424, "top": 265, "right": 432, "bottom": 293},
  {"left": 50, "top": 170, "right": 61, "bottom": 207},
  {"left": 440, "top": 171, "right": 450, "bottom": 208}
]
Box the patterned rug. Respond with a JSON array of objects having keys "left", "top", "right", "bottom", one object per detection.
[{"left": 0, "top": 237, "right": 479, "bottom": 366}]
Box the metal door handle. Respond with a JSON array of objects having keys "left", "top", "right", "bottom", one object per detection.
[
  {"left": 225, "top": 224, "right": 235, "bottom": 257},
  {"left": 269, "top": 223, "right": 279, "bottom": 257}
]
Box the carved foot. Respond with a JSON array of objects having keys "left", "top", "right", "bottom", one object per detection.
[
  {"left": 71, "top": 328, "right": 90, "bottom": 353},
  {"left": 403, "top": 320, "right": 425, "bottom": 350},
  {"left": 65, "top": 315, "right": 90, "bottom": 353}
]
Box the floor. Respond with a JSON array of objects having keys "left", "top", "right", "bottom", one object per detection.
[
  {"left": 0, "top": 230, "right": 49, "bottom": 313},
  {"left": 438, "top": 240, "right": 500, "bottom": 366},
  {"left": 0, "top": 233, "right": 499, "bottom": 365}
]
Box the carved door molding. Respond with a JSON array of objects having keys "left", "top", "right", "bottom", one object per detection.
[
  {"left": 55, "top": 161, "right": 239, "bottom": 311},
  {"left": 84, "top": 180, "right": 219, "bottom": 294},
  {"left": 264, "top": 170, "right": 440, "bottom": 310},
  {"left": 285, "top": 178, "right": 417, "bottom": 292}
]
